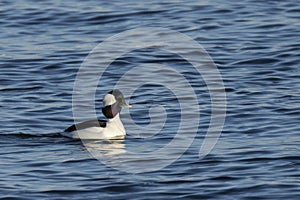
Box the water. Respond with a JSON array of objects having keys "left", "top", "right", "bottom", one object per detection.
[{"left": 1, "top": 0, "right": 300, "bottom": 199}]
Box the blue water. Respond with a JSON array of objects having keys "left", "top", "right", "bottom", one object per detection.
[{"left": 1, "top": 0, "right": 300, "bottom": 199}]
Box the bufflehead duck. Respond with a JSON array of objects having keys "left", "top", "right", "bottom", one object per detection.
[{"left": 62, "top": 89, "right": 131, "bottom": 140}]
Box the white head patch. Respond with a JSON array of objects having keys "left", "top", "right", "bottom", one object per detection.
[{"left": 103, "top": 94, "right": 116, "bottom": 107}]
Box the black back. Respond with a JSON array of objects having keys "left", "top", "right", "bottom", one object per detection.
[{"left": 64, "top": 120, "right": 107, "bottom": 132}]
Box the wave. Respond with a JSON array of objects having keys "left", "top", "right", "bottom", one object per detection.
[{"left": 0, "top": 132, "right": 64, "bottom": 139}]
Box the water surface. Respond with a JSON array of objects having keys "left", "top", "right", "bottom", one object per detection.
[{"left": 1, "top": 0, "right": 300, "bottom": 199}]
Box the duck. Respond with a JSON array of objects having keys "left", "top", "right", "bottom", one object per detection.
[{"left": 62, "top": 89, "right": 131, "bottom": 140}]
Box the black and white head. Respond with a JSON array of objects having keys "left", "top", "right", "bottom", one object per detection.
[{"left": 102, "top": 89, "right": 131, "bottom": 119}]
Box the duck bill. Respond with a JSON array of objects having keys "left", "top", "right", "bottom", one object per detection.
[{"left": 121, "top": 101, "right": 132, "bottom": 108}]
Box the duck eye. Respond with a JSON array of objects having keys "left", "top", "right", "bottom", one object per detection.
[{"left": 117, "top": 96, "right": 123, "bottom": 102}]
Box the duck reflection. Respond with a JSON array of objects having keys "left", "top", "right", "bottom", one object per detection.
[{"left": 83, "top": 138, "right": 126, "bottom": 157}]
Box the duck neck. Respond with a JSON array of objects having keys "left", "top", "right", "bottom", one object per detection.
[
  {"left": 109, "top": 113, "right": 121, "bottom": 122},
  {"left": 108, "top": 113, "right": 125, "bottom": 133}
]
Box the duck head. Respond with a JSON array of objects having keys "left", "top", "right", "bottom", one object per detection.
[{"left": 102, "top": 89, "right": 132, "bottom": 119}]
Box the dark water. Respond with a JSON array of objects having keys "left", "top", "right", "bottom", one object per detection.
[{"left": 1, "top": 0, "right": 300, "bottom": 199}]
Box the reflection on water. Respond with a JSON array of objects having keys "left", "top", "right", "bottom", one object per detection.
[{"left": 84, "top": 139, "right": 127, "bottom": 157}]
